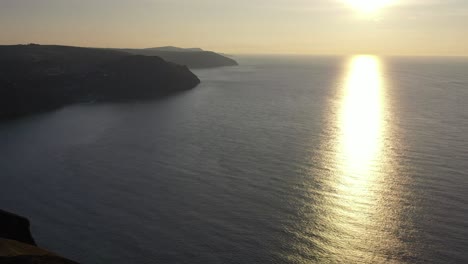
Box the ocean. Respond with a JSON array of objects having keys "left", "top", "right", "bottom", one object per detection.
[{"left": 1, "top": 55, "right": 467, "bottom": 263}]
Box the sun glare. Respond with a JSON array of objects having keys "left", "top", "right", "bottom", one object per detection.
[
  {"left": 345, "top": 0, "right": 392, "bottom": 12},
  {"left": 340, "top": 55, "right": 384, "bottom": 169}
]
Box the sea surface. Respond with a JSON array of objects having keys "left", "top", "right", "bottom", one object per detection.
[{"left": 1, "top": 55, "right": 468, "bottom": 263}]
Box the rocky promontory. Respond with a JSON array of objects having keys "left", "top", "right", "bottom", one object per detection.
[{"left": 0, "top": 44, "right": 200, "bottom": 120}]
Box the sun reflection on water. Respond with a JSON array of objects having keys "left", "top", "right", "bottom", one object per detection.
[
  {"left": 311, "top": 55, "right": 399, "bottom": 263},
  {"left": 340, "top": 55, "right": 383, "bottom": 173},
  {"left": 324, "top": 55, "right": 392, "bottom": 262},
  {"left": 288, "top": 55, "right": 404, "bottom": 263}
]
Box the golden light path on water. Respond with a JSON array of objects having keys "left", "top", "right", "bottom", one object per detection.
[
  {"left": 322, "top": 55, "right": 397, "bottom": 263},
  {"left": 340, "top": 55, "right": 384, "bottom": 181},
  {"left": 290, "top": 55, "right": 403, "bottom": 263}
]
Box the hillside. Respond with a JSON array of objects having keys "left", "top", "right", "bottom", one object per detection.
[
  {"left": 120, "top": 47, "right": 238, "bottom": 68},
  {"left": 0, "top": 44, "right": 200, "bottom": 119}
]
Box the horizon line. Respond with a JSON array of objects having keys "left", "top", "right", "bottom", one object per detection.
[{"left": 2, "top": 42, "right": 467, "bottom": 58}]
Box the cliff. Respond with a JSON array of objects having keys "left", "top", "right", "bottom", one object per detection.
[
  {"left": 0, "top": 210, "right": 78, "bottom": 263},
  {"left": 0, "top": 210, "right": 36, "bottom": 246},
  {"left": 120, "top": 47, "right": 238, "bottom": 68},
  {"left": 0, "top": 44, "right": 200, "bottom": 120}
]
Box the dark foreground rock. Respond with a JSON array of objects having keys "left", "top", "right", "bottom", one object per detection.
[
  {"left": 0, "top": 44, "right": 200, "bottom": 120},
  {"left": 0, "top": 211, "right": 78, "bottom": 263},
  {"left": 0, "top": 239, "right": 78, "bottom": 264},
  {"left": 0, "top": 255, "right": 78, "bottom": 264},
  {"left": 0, "top": 210, "right": 36, "bottom": 246}
]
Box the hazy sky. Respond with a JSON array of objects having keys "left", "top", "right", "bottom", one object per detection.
[{"left": 1, "top": 0, "right": 467, "bottom": 55}]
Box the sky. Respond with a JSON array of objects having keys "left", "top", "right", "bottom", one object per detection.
[{"left": 0, "top": 0, "right": 467, "bottom": 55}]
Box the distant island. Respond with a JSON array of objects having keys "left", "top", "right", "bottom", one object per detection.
[
  {"left": 0, "top": 44, "right": 237, "bottom": 120},
  {"left": 119, "top": 46, "right": 238, "bottom": 68}
]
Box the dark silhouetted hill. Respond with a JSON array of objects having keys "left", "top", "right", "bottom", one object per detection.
[
  {"left": 0, "top": 44, "right": 200, "bottom": 119},
  {"left": 120, "top": 47, "right": 238, "bottom": 68}
]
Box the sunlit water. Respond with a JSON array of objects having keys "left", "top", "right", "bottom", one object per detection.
[{"left": 1, "top": 55, "right": 468, "bottom": 263}]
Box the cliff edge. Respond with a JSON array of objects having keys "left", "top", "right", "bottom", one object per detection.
[{"left": 0, "top": 210, "right": 78, "bottom": 263}]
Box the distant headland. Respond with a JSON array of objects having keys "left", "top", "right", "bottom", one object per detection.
[
  {"left": 118, "top": 46, "right": 238, "bottom": 68},
  {"left": 0, "top": 44, "right": 238, "bottom": 120}
]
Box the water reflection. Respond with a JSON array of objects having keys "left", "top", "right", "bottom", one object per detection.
[
  {"left": 293, "top": 56, "right": 400, "bottom": 263},
  {"left": 322, "top": 55, "right": 395, "bottom": 262},
  {"left": 340, "top": 55, "right": 384, "bottom": 172}
]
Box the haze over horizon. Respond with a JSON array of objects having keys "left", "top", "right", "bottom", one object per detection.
[{"left": 0, "top": 0, "right": 467, "bottom": 56}]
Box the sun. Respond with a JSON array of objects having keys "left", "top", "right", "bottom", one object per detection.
[{"left": 345, "top": 0, "right": 392, "bottom": 13}]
